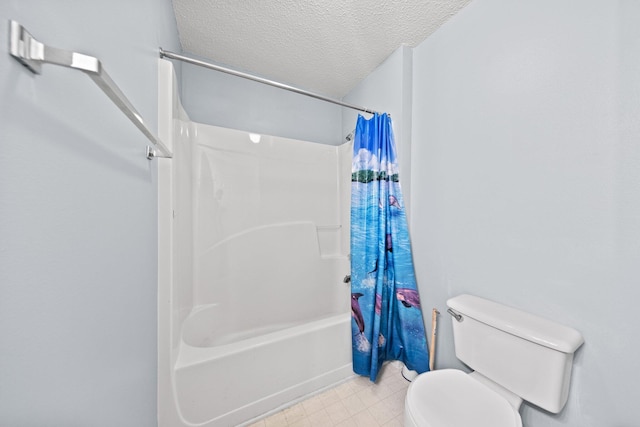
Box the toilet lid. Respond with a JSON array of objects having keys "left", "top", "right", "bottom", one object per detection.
[{"left": 406, "top": 369, "right": 522, "bottom": 427}]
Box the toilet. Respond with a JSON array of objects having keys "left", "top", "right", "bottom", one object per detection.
[{"left": 405, "top": 294, "right": 584, "bottom": 427}]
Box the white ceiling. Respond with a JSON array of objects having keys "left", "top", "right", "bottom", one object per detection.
[{"left": 172, "top": 0, "right": 471, "bottom": 98}]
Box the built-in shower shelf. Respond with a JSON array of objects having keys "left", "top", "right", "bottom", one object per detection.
[{"left": 316, "top": 224, "right": 343, "bottom": 258}]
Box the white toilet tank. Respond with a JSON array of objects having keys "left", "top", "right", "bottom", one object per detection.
[{"left": 447, "top": 295, "right": 584, "bottom": 414}]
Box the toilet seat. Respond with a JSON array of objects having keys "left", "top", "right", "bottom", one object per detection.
[{"left": 405, "top": 369, "right": 523, "bottom": 427}]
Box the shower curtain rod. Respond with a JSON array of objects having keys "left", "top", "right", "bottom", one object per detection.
[
  {"left": 159, "top": 49, "right": 381, "bottom": 116},
  {"left": 8, "top": 20, "right": 172, "bottom": 159}
]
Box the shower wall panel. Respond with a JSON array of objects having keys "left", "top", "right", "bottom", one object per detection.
[{"left": 191, "top": 123, "right": 349, "bottom": 321}]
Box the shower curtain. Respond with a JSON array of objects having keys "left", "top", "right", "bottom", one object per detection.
[{"left": 350, "top": 113, "right": 429, "bottom": 381}]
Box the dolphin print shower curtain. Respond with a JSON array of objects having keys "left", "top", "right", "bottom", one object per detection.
[{"left": 350, "top": 113, "right": 429, "bottom": 381}]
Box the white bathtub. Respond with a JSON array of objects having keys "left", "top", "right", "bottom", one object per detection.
[
  {"left": 174, "top": 311, "right": 352, "bottom": 426},
  {"left": 158, "top": 62, "right": 354, "bottom": 427},
  {"left": 172, "top": 221, "right": 352, "bottom": 426}
]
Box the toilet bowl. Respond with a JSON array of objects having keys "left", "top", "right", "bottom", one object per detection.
[
  {"left": 405, "top": 369, "right": 522, "bottom": 427},
  {"left": 404, "top": 295, "right": 584, "bottom": 427}
]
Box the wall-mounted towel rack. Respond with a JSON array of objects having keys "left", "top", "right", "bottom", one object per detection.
[{"left": 8, "top": 20, "right": 172, "bottom": 159}]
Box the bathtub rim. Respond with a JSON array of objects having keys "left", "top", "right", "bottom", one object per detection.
[{"left": 176, "top": 312, "right": 351, "bottom": 369}]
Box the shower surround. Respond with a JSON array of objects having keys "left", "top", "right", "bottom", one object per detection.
[{"left": 158, "top": 61, "right": 354, "bottom": 427}]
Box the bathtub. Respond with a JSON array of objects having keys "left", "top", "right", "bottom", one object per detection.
[
  {"left": 158, "top": 61, "right": 354, "bottom": 427},
  {"left": 165, "top": 129, "right": 354, "bottom": 425},
  {"left": 172, "top": 221, "right": 353, "bottom": 426},
  {"left": 174, "top": 310, "right": 352, "bottom": 426}
]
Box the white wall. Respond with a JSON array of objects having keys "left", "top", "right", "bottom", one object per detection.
[
  {"left": 181, "top": 60, "right": 344, "bottom": 145},
  {"left": 0, "top": 2, "right": 180, "bottom": 426},
  {"left": 411, "top": 1, "right": 640, "bottom": 426}
]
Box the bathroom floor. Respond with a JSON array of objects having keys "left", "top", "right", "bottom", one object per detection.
[{"left": 247, "top": 362, "right": 409, "bottom": 427}]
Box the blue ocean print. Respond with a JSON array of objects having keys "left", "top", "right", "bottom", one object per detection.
[{"left": 350, "top": 113, "right": 430, "bottom": 381}]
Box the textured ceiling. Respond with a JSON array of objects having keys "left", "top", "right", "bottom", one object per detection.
[{"left": 172, "top": 0, "right": 471, "bottom": 98}]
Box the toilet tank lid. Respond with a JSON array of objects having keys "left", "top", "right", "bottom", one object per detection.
[{"left": 447, "top": 295, "right": 584, "bottom": 353}]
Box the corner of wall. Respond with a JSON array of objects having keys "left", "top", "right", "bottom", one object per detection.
[{"left": 400, "top": 45, "right": 414, "bottom": 225}]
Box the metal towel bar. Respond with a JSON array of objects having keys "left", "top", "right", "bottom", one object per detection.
[{"left": 8, "top": 20, "right": 172, "bottom": 159}]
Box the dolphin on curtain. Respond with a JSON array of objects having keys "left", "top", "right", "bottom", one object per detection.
[{"left": 350, "top": 113, "right": 430, "bottom": 381}]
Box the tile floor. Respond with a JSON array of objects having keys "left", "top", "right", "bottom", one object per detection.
[{"left": 247, "top": 362, "right": 409, "bottom": 427}]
